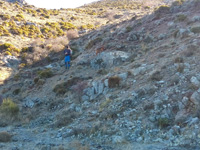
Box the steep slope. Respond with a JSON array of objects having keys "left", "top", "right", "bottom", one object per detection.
[{"left": 1, "top": 0, "right": 200, "bottom": 150}]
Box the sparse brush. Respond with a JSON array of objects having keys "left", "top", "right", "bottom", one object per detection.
[
  {"left": 154, "top": 5, "right": 170, "bottom": 19},
  {"left": 67, "top": 30, "right": 79, "bottom": 40},
  {"left": 176, "top": 14, "right": 187, "bottom": 22},
  {"left": 53, "top": 77, "right": 81, "bottom": 95},
  {"left": 86, "top": 37, "right": 102, "bottom": 49},
  {"left": 0, "top": 98, "right": 19, "bottom": 116},
  {"left": 71, "top": 81, "right": 88, "bottom": 102},
  {"left": 105, "top": 11, "right": 116, "bottom": 21},
  {"left": 150, "top": 71, "right": 162, "bottom": 81},
  {"left": 174, "top": 57, "right": 184, "bottom": 63},
  {"left": 108, "top": 76, "right": 121, "bottom": 88},
  {"left": 37, "top": 68, "right": 53, "bottom": 79},
  {"left": 158, "top": 118, "right": 170, "bottom": 128},
  {"left": 191, "top": 26, "right": 200, "bottom": 33}
]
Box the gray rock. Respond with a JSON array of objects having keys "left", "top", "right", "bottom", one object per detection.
[
  {"left": 192, "top": 16, "right": 200, "bottom": 22},
  {"left": 92, "top": 81, "right": 104, "bottom": 95},
  {"left": 81, "top": 95, "right": 89, "bottom": 101},
  {"left": 186, "top": 117, "right": 199, "bottom": 126},
  {"left": 23, "top": 97, "right": 42, "bottom": 108},
  {"left": 190, "top": 76, "right": 200, "bottom": 88},
  {"left": 84, "top": 87, "right": 95, "bottom": 97},
  {"left": 23, "top": 99, "right": 35, "bottom": 108},
  {"left": 190, "top": 90, "right": 200, "bottom": 107},
  {"left": 112, "top": 135, "right": 125, "bottom": 144},
  {"left": 91, "top": 51, "right": 130, "bottom": 69},
  {"left": 130, "top": 64, "right": 154, "bottom": 76},
  {"left": 175, "top": 109, "right": 189, "bottom": 123},
  {"left": 167, "top": 21, "right": 174, "bottom": 27},
  {"left": 3, "top": 55, "right": 19, "bottom": 67},
  {"left": 178, "top": 97, "right": 189, "bottom": 110},
  {"left": 60, "top": 60, "right": 65, "bottom": 66},
  {"left": 176, "top": 28, "right": 191, "bottom": 38},
  {"left": 104, "top": 79, "right": 109, "bottom": 87},
  {"left": 158, "top": 34, "right": 166, "bottom": 40},
  {"left": 118, "top": 72, "right": 128, "bottom": 81}
]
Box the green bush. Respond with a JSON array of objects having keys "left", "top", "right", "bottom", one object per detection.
[
  {"left": 176, "top": 14, "right": 187, "bottom": 22},
  {"left": 60, "top": 22, "right": 76, "bottom": 30},
  {"left": 172, "top": 0, "right": 185, "bottom": 6},
  {"left": 0, "top": 98, "right": 19, "bottom": 116},
  {"left": 158, "top": 118, "right": 170, "bottom": 128},
  {"left": 16, "top": 14, "right": 24, "bottom": 19},
  {"left": 191, "top": 26, "right": 200, "bottom": 33},
  {"left": 126, "top": 26, "right": 132, "bottom": 32},
  {"left": 0, "top": 14, "right": 10, "bottom": 20},
  {"left": 154, "top": 5, "right": 170, "bottom": 18},
  {"left": 37, "top": 68, "right": 53, "bottom": 79},
  {"left": 13, "top": 88, "right": 21, "bottom": 95}
]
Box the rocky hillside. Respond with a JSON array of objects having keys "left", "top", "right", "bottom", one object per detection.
[{"left": 1, "top": 0, "right": 200, "bottom": 150}]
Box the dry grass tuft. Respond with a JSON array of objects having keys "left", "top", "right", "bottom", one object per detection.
[
  {"left": 108, "top": 76, "right": 121, "bottom": 88},
  {"left": 69, "top": 140, "right": 90, "bottom": 150},
  {"left": 67, "top": 30, "right": 79, "bottom": 40}
]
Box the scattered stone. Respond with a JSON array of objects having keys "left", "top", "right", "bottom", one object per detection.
[{"left": 190, "top": 76, "right": 200, "bottom": 88}]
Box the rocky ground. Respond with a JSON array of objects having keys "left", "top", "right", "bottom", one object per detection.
[{"left": 1, "top": 0, "right": 200, "bottom": 150}]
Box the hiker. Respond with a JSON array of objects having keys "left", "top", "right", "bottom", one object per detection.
[{"left": 64, "top": 45, "right": 72, "bottom": 69}]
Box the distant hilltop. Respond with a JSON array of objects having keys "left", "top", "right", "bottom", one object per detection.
[{"left": 2, "top": 0, "right": 26, "bottom": 4}]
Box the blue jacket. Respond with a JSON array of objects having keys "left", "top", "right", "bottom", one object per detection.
[{"left": 64, "top": 49, "right": 71, "bottom": 56}]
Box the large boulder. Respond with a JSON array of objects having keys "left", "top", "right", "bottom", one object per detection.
[
  {"left": 3, "top": 55, "right": 19, "bottom": 67},
  {"left": 91, "top": 51, "right": 130, "bottom": 69}
]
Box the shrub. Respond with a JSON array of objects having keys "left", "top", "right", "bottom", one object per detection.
[
  {"left": 158, "top": 118, "right": 170, "bottom": 128},
  {"left": 191, "top": 26, "right": 200, "bottom": 33},
  {"left": 86, "top": 24, "right": 95, "bottom": 29},
  {"left": 21, "top": 47, "right": 29, "bottom": 52},
  {"left": 13, "top": 88, "right": 21, "bottom": 95},
  {"left": 16, "top": 14, "right": 24, "bottom": 19},
  {"left": 5, "top": 51, "right": 12, "bottom": 55},
  {"left": 126, "top": 26, "right": 132, "bottom": 33},
  {"left": 55, "top": 109, "right": 80, "bottom": 127},
  {"left": 0, "top": 14, "right": 10, "bottom": 20},
  {"left": 150, "top": 71, "right": 162, "bottom": 81},
  {"left": 154, "top": 5, "right": 170, "bottom": 18},
  {"left": 1, "top": 43, "right": 12, "bottom": 49},
  {"left": 0, "top": 98, "right": 19, "bottom": 116},
  {"left": 176, "top": 14, "right": 187, "bottom": 22},
  {"left": 37, "top": 68, "right": 53, "bottom": 79},
  {"left": 60, "top": 22, "right": 76, "bottom": 30},
  {"left": 53, "top": 77, "right": 81, "bottom": 95},
  {"left": 174, "top": 57, "right": 184, "bottom": 63},
  {"left": 86, "top": 37, "right": 103, "bottom": 49},
  {"left": 172, "top": 0, "right": 185, "bottom": 6},
  {"left": 108, "top": 76, "right": 121, "bottom": 88},
  {"left": 0, "top": 132, "right": 12, "bottom": 142}
]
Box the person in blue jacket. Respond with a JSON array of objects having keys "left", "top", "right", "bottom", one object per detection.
[{"left": 64, "top": 45, "right": 72, "bottom": 69}]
